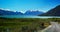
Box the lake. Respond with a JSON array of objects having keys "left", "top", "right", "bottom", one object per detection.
[{"left": 0, "top": 15, "right": 60, "bottom": 18}]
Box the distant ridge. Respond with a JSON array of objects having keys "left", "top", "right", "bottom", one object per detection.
[
  {"left": 39, "top": 5, "right": 60, "bottom": 16},
  {"left": 24, "top": 10, "right": 44, "bottom": 15},
  {"left": 0, "top": 9, "right": 44, "bottom": 16},
  {"left": 0, "top": 9, "right": 23, "bottom": 15}
]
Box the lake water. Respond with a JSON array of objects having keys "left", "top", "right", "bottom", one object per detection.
[{"left": 0, "top": 15, "right": 60, "bottom": 18}]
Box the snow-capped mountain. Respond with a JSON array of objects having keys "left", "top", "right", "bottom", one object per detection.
[
  {"left": 0, "top": 9, "right": 44, "bottom": 16},
  {"left": 24, "top": 10, "right": 44, "bottom": 15},
  {"left": 0, "top": 9, "right": 23, "bottom": 15}
]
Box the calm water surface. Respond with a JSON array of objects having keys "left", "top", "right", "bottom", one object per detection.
[{"left": 0, "top": 15, "right": 60, "bottom": 18}]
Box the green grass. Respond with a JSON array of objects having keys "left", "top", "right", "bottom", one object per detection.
[{"left": 0, "top": 18, "right": 60, "bottom": 32}]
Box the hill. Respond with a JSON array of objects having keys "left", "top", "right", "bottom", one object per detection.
[{"left": 39, "top": 5, "right": 60, "bottom": 16}]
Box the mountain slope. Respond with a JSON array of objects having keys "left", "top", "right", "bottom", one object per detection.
[
  {"left": 24, "top": 10, "right": 44, "bottom": 15},
  {"left": 39, "top": 5, "right": 60, "bottom": 16},
  {"left": 0, "top": 9, "right": 23, "bottom": 15}
]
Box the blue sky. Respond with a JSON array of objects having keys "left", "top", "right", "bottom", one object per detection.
[{"left": 0, "top": 0, "right": 60, "bottom": 13}]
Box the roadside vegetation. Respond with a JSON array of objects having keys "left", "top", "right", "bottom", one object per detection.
[{"left": 0, "top": 17, "right": 60, "bottom": 32}]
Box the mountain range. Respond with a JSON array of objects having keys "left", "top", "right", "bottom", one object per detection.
[
  {"left": 39, "top": 5, "right": 60, "bottom": 16},
  {"left": 24, "top": 10, "right": 44, "bottom": 15},
  {"left": 0, "top": 5, "right": 60, "bottom": 16},
  {"left": 0, "top": 9, "right": 23, "bottom": 15},
  {"left": 0, "top": 9, "right": 44, "bottom": 15}
]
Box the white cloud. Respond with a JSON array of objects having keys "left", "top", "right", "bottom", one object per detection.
[
  {"left": 5, "top": 9, "right": 10, "bottom": 11},
  {"left": 0, "top": 8, "right": 4, "bottom": 10},
  {"left": 27, "top": 9, "right": 46, "bottom": 13},
  {"left": 0, "top": 8, "right": 46, "bottom": 13},
  {"left": 0, "top": 8, "right": 10, "bottom": 11}
]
